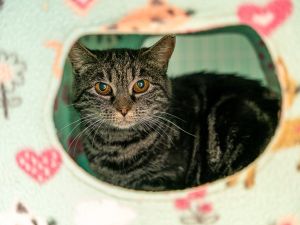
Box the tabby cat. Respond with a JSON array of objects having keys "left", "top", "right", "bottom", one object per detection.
[{"left": 69, "top": 35, "right": 279, "bottom": 191}]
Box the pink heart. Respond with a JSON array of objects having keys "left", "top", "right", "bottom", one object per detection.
[
  {"left": 16, "top": 149, "right": 62, "bottom": 184},
  {"left": 71, "top": 0, "right": 94, "bottom": 9},
  {"left": 237, "top": 0, "right": 292, "bottom": 36},
  {"left": 68, "top": 0, "right": 96, "bottom": 11}
]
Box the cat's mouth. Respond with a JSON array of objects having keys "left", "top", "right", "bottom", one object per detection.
[
  {"left": 112, "top": 112, "right": 138, "bottom": 129},
  {"left": 116, "top": 121, "right": 135, "bottom": 129}
]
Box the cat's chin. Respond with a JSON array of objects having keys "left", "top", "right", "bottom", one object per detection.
[
  {"left": 115, "top": 123, "right": 135, "bottom": 129},
  {"left": 111, "top": 119, "right": 148, "bottom": 130},
  {"left": 111, "top": 120, "right": 138, "bottom": 129}
]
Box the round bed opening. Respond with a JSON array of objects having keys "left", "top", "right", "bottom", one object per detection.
[{"left": 54, "top": 25, "right": 281, "bottom": 191}]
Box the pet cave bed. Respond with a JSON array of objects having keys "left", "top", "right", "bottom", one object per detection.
[{"left": 0, "top": 0, "right": 300, "bottom": 225}]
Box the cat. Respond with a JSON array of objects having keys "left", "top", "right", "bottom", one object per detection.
[
  {"left": 0, "top": 201, "right": 56, "bottom": 225},
  {"left": 68, "top": 35, "right": 279, "bottom": 191}
]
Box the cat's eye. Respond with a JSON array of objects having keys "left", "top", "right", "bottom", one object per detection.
[
  {"left": 133, "top": 79, "right": 150, "bottom": 94},
  {"left": 95, "top": 82, "right": 112, "bottom": 95}
]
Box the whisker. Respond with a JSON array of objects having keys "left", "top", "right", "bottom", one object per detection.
[
  {"left": 156, "top": 111, "right": 186, "bottom": 122},
  {"left": 139, "top": 116, "right": 175, "bottom": 146},
  {"left": 91, "top": 119, "right": 105, "bottom": 149},
  {"left": 68, "top": 114, "right": 99, "bottom": 156},
  {"left": 153, "top": 115, "right": 196, "bottom": 137},
  {"left": 66, "top": 114, "right": 98, "bottom": 139},
  {"left": 150, "top": 118, "right": 176, "bottom": 145},
  {"left": 58, "top": 114, "right": 96, "bottom": 133}
]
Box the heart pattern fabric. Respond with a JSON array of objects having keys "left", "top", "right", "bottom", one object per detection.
[
  {"left": 16, "top": 148, "right": 62, "bottom": 184},
  {"left": 237, "top": 0, "right": 293, "bottom": 36}
]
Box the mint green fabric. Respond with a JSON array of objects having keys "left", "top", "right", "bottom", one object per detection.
[{"left": 2, "top": 1, "right": 300, "bottom": 225}]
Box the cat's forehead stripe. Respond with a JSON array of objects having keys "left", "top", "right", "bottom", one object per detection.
[
  {"left": 126, "top": 64, "right": 134, "bottom": 82},
  {"left": 111, "top": 51, "right": 117, "bottom": 61},
  {"left": 102, "top": 68, "right": 110, "bottom": 82},
  {"left": 102, "top": 51, "right": 140, "bottom": 86},
  {"left": 111, "top": 67, "right": 118, "bottom": 84}
]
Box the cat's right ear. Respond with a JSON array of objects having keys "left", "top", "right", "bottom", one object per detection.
[
  {"left": 141, "top": 35, "right": 176, "bottom": 70},
  {"left": 68, "top": 42, "right": 98, "bottom": 73}
]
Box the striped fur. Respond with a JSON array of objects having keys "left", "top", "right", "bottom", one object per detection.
[{"left": 69, "top": 35, "right": 279, "bottom": 190}]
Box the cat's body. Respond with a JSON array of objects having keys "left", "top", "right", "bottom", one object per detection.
[
  {"left": 69, "top": 35, "right": 279, "bottom": 191},
  {"left": 82, "top": 73, "right": 278, "bottom": 190}
]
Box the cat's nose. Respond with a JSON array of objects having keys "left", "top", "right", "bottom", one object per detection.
[{"left": 117, "top": 107, "right": 130, "bottom": 117}]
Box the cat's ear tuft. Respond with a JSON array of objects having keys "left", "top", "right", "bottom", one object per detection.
[
  {"left": 142, "top": 34, "right": 176, "bottom": 69},
  {"left": 68, "top": 42, "right": 98, "bottom": 73}
]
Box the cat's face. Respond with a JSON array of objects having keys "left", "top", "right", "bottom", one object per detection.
[{"left": 69, "top": 35, "right": 175, "bottom": 129}]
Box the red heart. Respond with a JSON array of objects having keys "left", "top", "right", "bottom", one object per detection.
[
  {"left": 16, "top": 149, "right": 62, "bottom": 184},
  {"left": 237, "top": 0, "right": 292, "bottom": 36}
]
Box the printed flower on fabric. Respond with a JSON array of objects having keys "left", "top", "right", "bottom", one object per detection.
[
  {"left": 101, "top": 0, "right": 193, "bottom": 32},
  {"left": 174, "top": 187, "right": 219, "bottom": 224},
  {"left": 74, "top": 200, "right": 136, "bottom": 225},
  {"left": 0, "top": 51, "right": 25, "bottom": 92},
  {"left": 0, "top": 201, "right": 56, "bottom": 225},
  {"left": 0, "top": 51, "right": 26, "bottom": 118},
  {"left": 276, "top": 215, "right": 300, "bottom": 225}
]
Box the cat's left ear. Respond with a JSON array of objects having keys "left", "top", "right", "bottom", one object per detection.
[
  {"left": 141, "top": 35, "right": 175, "bottom": 69},
  {"left": 68, "top": 42, "right": 98, "bottom": 73}
]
